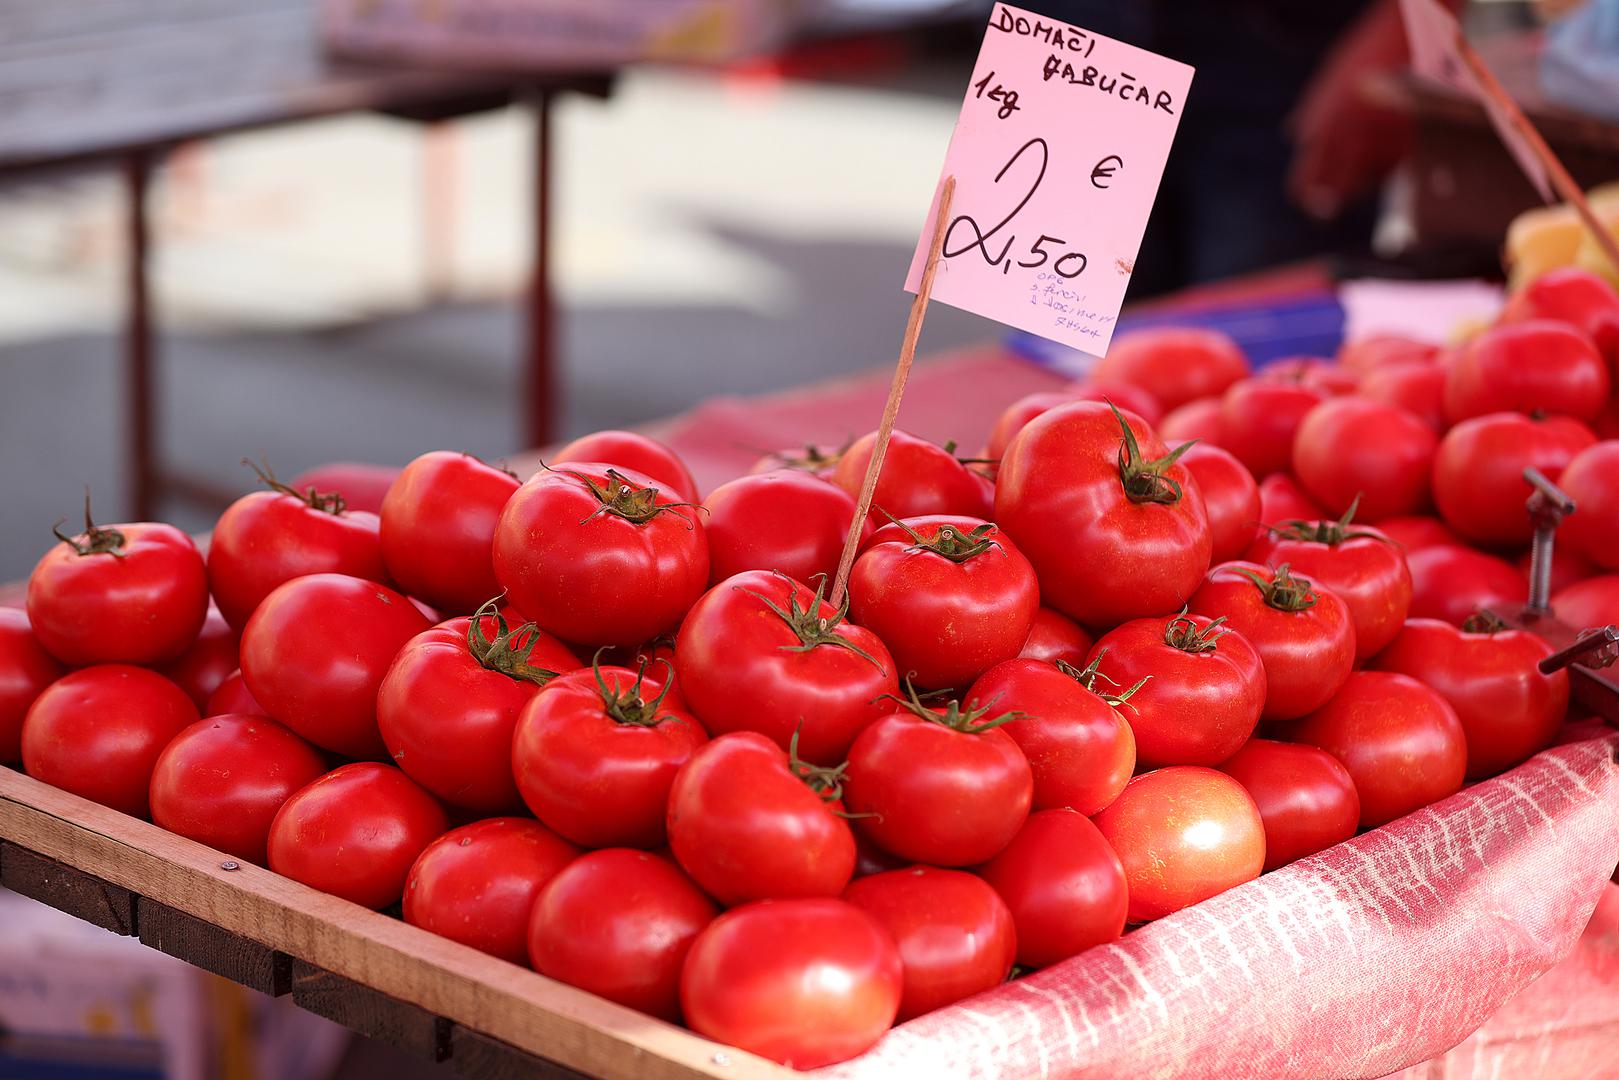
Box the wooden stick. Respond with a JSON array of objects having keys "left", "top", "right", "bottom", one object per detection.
[
  {"left": 1453, "top": 34, "right": 1619, "bottom": 276},
  {"left": 829, "top": 175, "right": 957, "bottom": 607}
]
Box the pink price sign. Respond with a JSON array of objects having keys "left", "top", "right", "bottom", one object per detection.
[{"left": 905, "top": 4, "right": 1194, "bottom": 356}]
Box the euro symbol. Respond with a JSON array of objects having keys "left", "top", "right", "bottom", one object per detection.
[{"left": 1091, "top": 155, "right": 1123, "bottom": 189}]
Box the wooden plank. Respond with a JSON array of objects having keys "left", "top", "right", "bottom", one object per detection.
[
  {"left": 0, "top": 767, "right": 787, "bottom": 1080},
  {"left": 0, "top": 840, "right": 137, "bottom": 935},
  {"left": 292, "top": 961, "right": 449, "bottom": 1061},
  {"left": 452, "top": 1027, "right": 593, "bottom": 1080},
  {"left": 139, "top": 899, "right": 292, "bottom": 996}
]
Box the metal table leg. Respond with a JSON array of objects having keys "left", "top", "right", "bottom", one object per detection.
[
  {"left": 124, "top": 150, "right": 157, "bottom": 521},
  {"left": 524, "top": 89, "right": 556, "bottom": 448}
]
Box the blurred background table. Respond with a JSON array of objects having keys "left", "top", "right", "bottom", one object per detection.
[
  {"left": 1366, "top": 29, "right": 1619, "bottom": 268},
  {"left": 0, "top": 0, "right": 614, "bottom": 519}
]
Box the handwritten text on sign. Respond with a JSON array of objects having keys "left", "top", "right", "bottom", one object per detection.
[{"left": 905, "top": 5, "right": 1194, "bottom": 355}]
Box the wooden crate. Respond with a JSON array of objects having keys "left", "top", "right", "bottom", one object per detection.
[{"left": 0, "top": 765, "right": 788, "bottom": 1080}]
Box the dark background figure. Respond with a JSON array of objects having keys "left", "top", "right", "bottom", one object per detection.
[{"left": 1014, "top": 0, "right": 1426, "bottom": 296}]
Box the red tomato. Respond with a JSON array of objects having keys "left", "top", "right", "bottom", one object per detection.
[
  {"left": 208, "top": 464, "right": 388, "bottom": 630},
  {"left": 1092, "top": 767, "right": 1265, "bottom": 922},
  {"left": 1541, "top": 569, "right": 1619, "bottom": 628},
  {"left": 1552, "top": 574, "right": 1619, "bottom": 628},
  {"left": 1444, "top": 321, "right": 1610, "bottom": 424},
  {"left": 832, "top": 429, "right": 991, "bottom": 522},
  {"left": 1291, "top": 397, "right": 1436, "bottom": 522},
  {"left": 1432, "top": 413, "right": 1596, "bottom": 546},
  {"left": 1557, "top": 441, "right": 1619, "bottom": 571},
  {"left": 492, "top": 463, "right": 708, "bottom": 647},
  {"left": 667, "top": 731, "right": 856, "bottom": 905},
  {"left": 1218, "top": 740, "right": 1358, "bottom": 871},
  {"left": 1158, "top": 396, "right": 1226, "bottom": 444},
  {"left": 1405, "top": 545, "right": 1527, "bottom": 627},
  {"left": 240, "top": 573, "right": 430, "bottom": 759},
  {"left": 748, "top": 442, "right": 848, "bottom": 479},
  {"left": 159, "top": 607, "right": 239, "bottom": 710},
  {"left": 977, "top": 809, "right": 1128, "bottom": 967},
  {"left": 405, "top": 818, "right": 578, "bottom": 965},
  {"left": 849, "top": 516, "right": 1038, "bottom": 690},
  {"left": 267, "top": 762, "right": 446, "bottom": 909},
  {"left": 22, "top": 665, "right": 197, "bottom": 817},
  {"left": 552, "top": 430, "right": 699, "bottom": 504},
  {"left": 1218, "top": 378, "right": 1323, "bottom": 479},
  {"left": 379, "top": 451, "right": 520, "bottom": 615},
  {"left": 1338, "top": 335, "right": 1440, "bottom": 375},
  {"left": 676, "top": 571, "right": 897, "bottom": 765},
  {"left": 1376, "top": 515, "right": 1463, "bottom": 553},
  {"left": 1067, "top": 379, "right": 1165, "bottom": 425},
  {"left": 680, "top": 898, "right": 902, "bottom": 1069},
  {"left": 529, "top": 849, "right": 715, "bottom": 1019},
  {"left": 1287, "top": 671, "right": 1467, "bottom": 828},
  {"left": 996, "top": 402, "right": 1213, "bottom": 628},
  {"left": 379, "top": 607, "right": 579, "bottom": 813},
  {"left": 844, "top": 691, "right": 1033, "bottom": 865},
  {"left": 1089, "top": 327, "right": 1248, "bottom": 411},
  {"left": 966, "top": 657, "right": 1135, "bottom": 815},
  {"left": 842, "top": 867, "right": 1015, "bottom": 1020},
  {"left": 148, "top": 714, "right": 326, "bottom": 863},
  {"left": 1256, "top": 472, "right": 1326, "bottom": 525},
  {"left": 290, "top": 463, "right": 398, "bottom": 515},
  {"left": 1374, "top": 617, "right": 1568, "bottom": 779},
  {"left": 0, "top": 608, "right": 64, "bottom": 763},
  {"left": 205, "top": 670, "right": 265, "bottom": 717},
  {"left": 1018, "top": 607, "right": 1093, "bottom": 667},
  {"left": 1188, "top": 562, "right": 1355, "bottom": 722},
  {"left": 514, "top": 661, "right": 705, "bottom": 849},
  {"left": 1258, "top": 357, "right": 1359, "bottom": 397},
  {"left": 1516, "top": 543, "right": 1595, "bottom": 595},
  {"left": 985, "top": 391, "right": 1080, "bottom": 461},
  {"left": 27, "top": 510, "right": 207, "bottom": 666},
  {"left": 1086, "top": 613, "right": 1264, "bottom": 767},
  {"left": 1246, "top": 509, "right": 1412, "bottom": 661},
  {"left": 702, "top": 470, "right": 864, "bottom": 587},
  {"left": 1182, "top": 443, "right": 1262, "bottom": 564},
  {"left": 1499, "top": 268, "right": 1619, "bottom": 368},
  {"left": 1359, "top": 361, "right": 1446, "bottom": 430}
]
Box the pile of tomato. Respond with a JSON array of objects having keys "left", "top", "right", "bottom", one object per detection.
[{"left": 3, "top": 265, "right": 1618, "bottom": 1071}]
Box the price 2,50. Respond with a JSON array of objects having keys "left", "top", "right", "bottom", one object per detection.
[{"left": 942, "top": 138, "right": 1088, "bottom": 280}]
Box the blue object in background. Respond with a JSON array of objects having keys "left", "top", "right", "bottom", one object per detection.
[
  {"left": 0, "top": 1034, "right": 165, "bottom": 1080},
  {"left": 1007, "top": 290, "right": 1346, "bottom": 378},
  {"left": 1544, "top": 0, "right": 1619, "bottom": 124}
]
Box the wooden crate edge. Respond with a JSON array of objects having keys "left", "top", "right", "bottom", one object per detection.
[{"left": 0, "top": 766, "right": 787, "bottom": 1080}]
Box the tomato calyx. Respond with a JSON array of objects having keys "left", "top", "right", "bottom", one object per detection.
[
  {"left": 1268, "top": 494, "right": 1384, "bottom": 547},
  {"left": 465, "top": 598, "right": 561, "bottom": 686},
  {"left": 51, "top": 490, "right": 127, "bottom": 558},
  {"left": 1163, "top": 613, "right": 1228, "bottom": 654},
  {"left": 562, "top": 467, "right": 699, "bottom": 529},
  {"left": 1055, "top": 652, "right": 1152, "bottom": 711},
  {"left": 787, "top": 727, "right": 853, "bottom": 804},
  {"left": 882, "top": 678, "right": 1025, "bottom": 735},
  {"left": 244, "top": 456, "right": 347, "bottom": 515},
  {"left": 1111, "top": 403, "right": 1194, "bottom": 506},
  {"left": 588, "top": 648, "right": 675, "bottom": 727},
  {"left": 1461, "top": 609, "right": 1509, "bottom": 635},
  {"left": 880, "top": 512, "right": 1000, "bottom": 563},
  {"left": 763, "top": 438, "right": 851, "bottom": 474},
  {"left": 1235, "top": 563, "right": 1319, "bottom": 613},
  {"left": 736, "top": 574, "right": 885, "bottom": 671}
]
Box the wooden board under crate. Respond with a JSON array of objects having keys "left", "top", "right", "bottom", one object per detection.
[{"left": 0, "top": 765, "right": 790, "bottom": 1080}]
